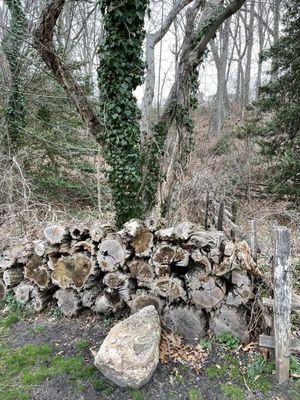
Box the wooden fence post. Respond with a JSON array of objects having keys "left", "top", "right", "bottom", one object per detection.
[
  {"left": 251, "top": 220, "right": 257, "bottom": 263},
  {"left": 259, "top": 226, "right": 300, "bottom": 383},
  {"left": 273, "top": 226, "right": 292, "bottom": 383},
  {"left": 230, "top": 201, "right": 238, "bottom": 242},
  {"left": 204, "top": 191, "right": 209, "bottom": 231},
  {"left": 217, "top": 201, "right": 224, "bottom": 231}
]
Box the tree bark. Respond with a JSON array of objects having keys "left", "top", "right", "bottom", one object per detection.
[{"left": 33, "top": 0, "right": 104, "bottom": 145}]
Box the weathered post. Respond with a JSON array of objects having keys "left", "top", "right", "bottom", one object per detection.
[
  {"left": 204, "top": 191, "right": 210, "bottom": 231},
  {"left": 259, "top": 225, "right": 300, "bottom": 383},
  {"left": 217, "top": 201, "right": 224, "bottom": 231},
  {"left": 230, "top": 201, "right": 238, "bottom": 242},
  {"left": 251, "top": 220, "right": 257, "bottom": 263},
  {"left": 273, "top": 226, "right": 292, "bottom": 383}
]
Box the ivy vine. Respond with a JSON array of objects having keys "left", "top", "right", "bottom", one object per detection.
[
  {"left": 2, "top": 0, "right": 27, "bottom": 153},
  {"left": 98, "top": 0, "right": 148, "bottom": 226}
]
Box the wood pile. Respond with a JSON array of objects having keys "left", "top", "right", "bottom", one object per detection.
[{"left": 0, "top": 220, "right": 261, "bottom": 340}]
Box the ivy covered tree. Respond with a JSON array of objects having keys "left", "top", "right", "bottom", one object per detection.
[
  {"left": 98, "top": 0, "right": 148, "bottom": 226},
  {"left": 2, "top": 0, "right": 27, "bottom": 153},
  {"left": 253, "top": 0, "right": 300, "bottom": 203}
]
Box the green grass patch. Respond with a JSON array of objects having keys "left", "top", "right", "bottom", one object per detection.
[
  {"left": 29, "top": 325, "right": 46, "bottom": 335},
  {"left": 188, "top": 388, "right": 202, "bottom": 400},
  {"left": 221, "top": 384, "right": 245, "bottom": 400},
  {"left": 0, "top": 294, "right": 32, "bottom": 329},
  {"left": 49, "top": 306, "right": 64, "bottom": 320},
  {"left": 75, "top": 340, "right": 90, "bottom": 352},
  {"left": 290, "top": 355, "right": 300, "bottom": 375},
  {"left": 206, "top": 364, "right": 228, "bottom": 379},
  {"left": 199, "top": 338, "right": 212, "bottom": 352},
  {"left": 0, "top": 340, "right": 107, "bottom": 400},
  {"left": 215, "top": 333, "right": 240, "bottom": 350},
  {"left": 129, "top": 389, "right": 143, "bottom": 400}
]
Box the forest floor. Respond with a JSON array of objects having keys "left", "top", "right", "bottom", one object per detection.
[{"left": 1, "top": 307, "right": 299, "bottom": 400}]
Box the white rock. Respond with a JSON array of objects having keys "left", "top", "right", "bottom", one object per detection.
[{"left": 94, "top": 305, "right": 161, "bottom": 388}]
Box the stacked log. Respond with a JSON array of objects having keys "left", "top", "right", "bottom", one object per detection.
[{"left": 0, "top": 219, "right": 261, "bottom": 341}]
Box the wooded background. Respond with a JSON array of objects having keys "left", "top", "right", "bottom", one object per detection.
[{"left": 0, "top": 0, "right": 298, "bottom": 237}]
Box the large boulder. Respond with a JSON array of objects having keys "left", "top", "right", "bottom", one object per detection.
[{"left": 94, "top": 305, "right": 161, "bottom": 388}]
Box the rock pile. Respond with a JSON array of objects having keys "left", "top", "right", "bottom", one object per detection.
[{"left": 0, "top": 220, "right": 260, "bottom": 341}]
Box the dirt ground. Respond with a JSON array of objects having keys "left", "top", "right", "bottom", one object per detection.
[{"left": 1, "top": 309, "right": 299, "bottom": 400}]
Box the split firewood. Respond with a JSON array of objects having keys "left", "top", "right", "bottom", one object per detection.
[
  {"left": 231, "top": 269, "right": 252, "bottom": 287},
  {"left": 81, "top": 286, "right": 103, "bottom": 308},
  {"left": 210, "top": 303, "right": 250, "bottom": 342},
  {"left": 121, "top": 219, "right": 145, "bottom": 238},
  {"left": 103, "top": 271, "right": 129, "bottom": 289},
  {"left": 54, "top": 288, "right": 82, "bottom": 317},
  {"left": 188, "top": 276, "right": 225, "bottom": 310},
  {"left": 90, "top": 226, "right": 104, "bottom": 243},
  {"left": 3, "top": 268, "right": 24, "bottom": 288},
  {"left": 0, "top": 249, "right": 15, "bottom": 270},
  {"left": 162, "top": 305, "right": 207, "bottom": 339},
  {"left": 32, "top": 288, "right": 51, "bottom": 312},
  {"left": 153, "top": 244, "right": 176, "bottom": 267},
  {"left": 0, "top": 244, "right": 30, "bottom": 269},
  {"left": 60, "top": 242, "right": 71, "bottom": 254},
  {"left": 97, "top": 238, "right": 125, "bottom": 272},
  {"left": 51, "top": 253, "right": 94, "bottom": 290},
  {"left": 190, "top": 251, "right": 212, "bottom": 277},
  {"left": 71, "top": 240, "right": 95, "bottom": 255},
  {"left": 155, "top": 227, "right": 175, "bottom": 241},
  {"left": 44, "top": 244, "right": 60, "bottom": 256},
  {"left": 33, "top": 240, "right": 47, "bottom": 257},
  {"left": 151, "top": 276, "right": 187, "bottom": 302},
  {"left": 208, "top": 247, "right": 220, "bottom": 264},
  {"left": 173, "top": 247, "right": 190, "bottom": 267},
  {"left": 129, "top": 290, "right": 165, "bottom": 314},
  {"left": 92, "top": 289, "right": 124, "bottom": 314},
  {"left": 127, "top": 258, "right": 155, "bottom": 283},
  {"left": 118, "top": 278, "right": 137, "bottom": 302},
  {"left": 174, "top": 221, "right": 195, "bottom": 241},
  {"left": 131, "top": 229, "right": 153, "bottom": 257},
  {"left": 44, "top": 225, "right": 69, "bottom": 244},
  {"left": 25, "top": 255, "right": 51, "bottom": 290},
  {"left": 214, "top": 254, "right": 233, "bottom": 276},
  {"left": 70, "top": 224, "right": 90, "bottom": 240},
  {"left": 223, "top": 241, "right": 236, "bottom": 257},
  {"left": 234, "top": 241, "right": 260, "bottom": 276},
  {"left": 14, "top": 283, "right": 35, "bottom": 304},
  {"left": 188, "top": 231, "right": 225, "bottom": 252},
  {"left": 227, "top": 270, "right": 254, "bottom": 306},
  {"left": 154, "top": 264, "right": 170, "bottom": 276}
]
